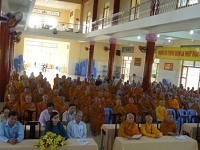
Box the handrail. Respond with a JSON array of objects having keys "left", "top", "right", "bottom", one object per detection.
[
  {"left": 28, "top": 0, "right": 199, "bottom": 34},
  {"left": 86, "top": 0, "right": 199, "bottom": 33}
]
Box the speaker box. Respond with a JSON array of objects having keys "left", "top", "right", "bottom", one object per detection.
[{"left": 116, "top": 50, "right": 121, "bottom": 56}]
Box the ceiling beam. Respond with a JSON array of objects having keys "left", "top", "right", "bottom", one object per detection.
[{"left": 160, "top": 31, "right": 200, "bottom": 41}]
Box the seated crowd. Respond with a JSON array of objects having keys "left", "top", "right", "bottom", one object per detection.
[{"left": 0, "top": 70, "right": 199, "bottom": 144}]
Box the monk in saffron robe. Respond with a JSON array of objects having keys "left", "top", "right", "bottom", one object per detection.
[
  {"left": 140, "top": 115, "right": 163, "bottom": 138},
  {"left": 160, "top": 113, "right": 179, "bottom": 136},
  {"left": 125, "top": 97, "right": 138, "bottom": 114},
  {"left": 4, "top": 94, "right": 20, "bottom": 116},
  {"left": 156, "top": 100, "right": 167, "bottom": 121},
  {"left": 167, "top": 95, "right": 180, "bottom": 110},
  {"left": 20, "top": 94, "right": 36, "bottom": 121},
  {"left": 118, "top": 113, "right": 140, "bottom": 139},
  {"left": 90, "top": 97, "right": 105, "bottom": 135},
  {"left": 36, "top": 94, "right": 49, "bottom": 119}
]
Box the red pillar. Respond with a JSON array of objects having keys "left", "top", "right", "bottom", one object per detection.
[
  {"left": 107, "top": 38, "right": 117, "bottom": 80},
  {"left": 87, "top": 41, "right": 95, "bottom": 77},
  {"left": 142, "top": 34, "right": 157, "bottom": 91},
  {"left": 0, "top": 21, "right": 14, "bottom": 102}
]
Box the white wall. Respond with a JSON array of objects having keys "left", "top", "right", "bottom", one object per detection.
[{"left": 157, "top": 59, "right": 182, "bottom": 86}]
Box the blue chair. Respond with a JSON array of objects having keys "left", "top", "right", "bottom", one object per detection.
[
  {"left": 187, "top": 109, "right": 197, "bottom": 122},
  {"left": 177, "top": 109, "right": 189, "bottom": 132},
  {"left": 104, "top": 108, "right": 113, "bottom": 124},
  {"left": 167, "top": 109, "right": 177, "bottom": 121}
]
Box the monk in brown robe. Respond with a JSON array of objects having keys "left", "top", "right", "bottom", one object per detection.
[
  {"left": 54, "top": 96, "right": 68, "bottom": 119},
  {"left": 90, "top": 97, "right": 105, "bottom": 135},
  {"left": 113, "top": 99, "right": 127, "bottom": 122},
  {"left": 33, "top": 87, "right": 44, "bottom": 104},
  {"left": 118, "top": 113, "right": 140, "bottom": 139},
  {"left": 105, "top": 91, "right": 115, "bottom": 109},
  {"left": 80, "top": 90, "right": 91, "bottom": 123},
  {"left": 4, "top": 94, "right": 20, "bottom": 116},
  {"left": 139, "top": 94, "right": 156, "bottom": 122},
  {"left": 51, "top": 89, "right": 60, "bottom": 104},
  {"left": 53, "top": 74, "right": 60, "bottom": 90},
  {"left": 36, "top": 94, "right": 49, "bottom": 119},
  {"left": 20, "top": 87, "right": 33, "bottom": 105},
  {"left": 20, "top": 94, "right": 36, "bottom": 121},
  {"left": 160, "top": 113, "right": 179, "bottom": 136}
]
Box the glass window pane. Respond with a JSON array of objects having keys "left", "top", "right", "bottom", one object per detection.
[
  {"left": 195, "top": 61, "right": 200, "bottom": 67},
  {"left": 182, "top": 67, "right": 187, "bottom": 78},
  {"left": 183, "top": 61, "right": 194, "bottom": 66},
  {"left": 181, "top": 78, "right": 186, "bottom": 88},
  {"left": 124, "top": 56, "right": 128, "bottom": 61},
  {"left": 154, "top": 58, "right": 160, "bottom": 63}
]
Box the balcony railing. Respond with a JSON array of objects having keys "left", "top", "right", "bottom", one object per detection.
[
  {"left": 84, "top": 0, "right": 199, "bottom": 33},
  {"left": 27, "top": 0, "right": 199, "bottom": 34}
]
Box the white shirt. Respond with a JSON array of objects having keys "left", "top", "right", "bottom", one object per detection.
[
  {"left": 62, "top": 111, "right": 76, "bottom": 124},
  {"left": 66, "top": 119, "right": 86, "bottom": 139}
]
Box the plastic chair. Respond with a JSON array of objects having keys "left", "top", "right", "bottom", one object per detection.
[
  {"left": 104, "top": 108, "right": 113, "bottom": 124},
  {"left": 24, "top": 121, "right": 41, "bottom": 139},
  {"left": 187, "top": 109, "right": 197, "bottom": 122},
  {"left": 166, "top": 109, "right": 177, "bottom": 121},
  {"left": 177, "top": 109, "right": 189, "bottom": 132}
]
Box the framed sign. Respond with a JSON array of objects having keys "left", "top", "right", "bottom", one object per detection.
[
  {"left": 164, "top": 63, "right": 173, "bottom": 71},
  {"left": 32, "top": 8, "right": 60, "bottom": 17},
  {"left": 122, "top": 47, "right": 134, "bottom": 53},
  {"left": 134, "top": 58, "right": 141, "bottom": 66}
]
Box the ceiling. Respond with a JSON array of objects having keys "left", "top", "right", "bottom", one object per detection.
[
  {"left": 2, "top": 0, "right": 200, "bottom": 46},
  {"left": 35, "top": 0, "right": 81, "bottom": 10}
]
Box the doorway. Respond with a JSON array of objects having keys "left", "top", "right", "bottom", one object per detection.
[
  {"left": 180, "top": 61, "right": 200, "bottom": 90},
  {"left": 122, "top": 56, "right": 132, "bottom": 82}
]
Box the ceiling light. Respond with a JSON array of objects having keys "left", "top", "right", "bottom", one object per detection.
[
  {"left": 190, "top": 30, "right": 194, "bottom": 34},
  {"left": 137, "top": 36, "right": 141, "bottom": 39},
  {"left": 168, "top": 39, "right": 171, "bottom": 42},
  {"left": 157, "top": 34, "right": 160, "bottom": 37}
]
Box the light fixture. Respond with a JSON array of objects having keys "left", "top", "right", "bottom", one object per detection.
[
  {"left": 137, "top": 36, "right": 141, "bottom": 39},
  {"left": 190, "top": 30, "right": 194, "bottom": 34},
  {"left": 157, "top": 34, "right": 160, "bottom": 37}
]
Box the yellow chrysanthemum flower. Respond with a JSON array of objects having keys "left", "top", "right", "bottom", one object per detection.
[{"left": 34, "top": 132, "right": 67, "bottom": 150}]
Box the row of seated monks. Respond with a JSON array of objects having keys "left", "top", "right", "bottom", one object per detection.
[{"left": 3, "top": 70, "right": 200, "bottom": 135}]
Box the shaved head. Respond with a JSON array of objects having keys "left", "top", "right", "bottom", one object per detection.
[{"left": 126, "top": 113, "right": 134, "bottom": 123}]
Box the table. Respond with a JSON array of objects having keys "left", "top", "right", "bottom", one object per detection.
[
  {"left": 113, "top": 136, "right": 198, "bottom": 150},
  {"left": 180, "top": 123, "right": 199, "bottom": 139},
  {"left": 101, "top": 124, "right": 119, "bottom": 150},
  {"left": 101, "top": 123, "right": 158, "bottom": 150},
  {"left": 0, "top": 138, "right": 98, "bottom": 150}
]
